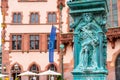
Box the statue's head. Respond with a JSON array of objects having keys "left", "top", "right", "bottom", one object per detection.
[{"left": 82, "top": 13, "right": 93, "bottom": 23}]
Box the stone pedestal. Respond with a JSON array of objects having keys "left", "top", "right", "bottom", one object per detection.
[{"left": 72, "top": 72, "right": 107, "bottom": 80}]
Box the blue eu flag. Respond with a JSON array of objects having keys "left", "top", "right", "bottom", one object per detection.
[{"left": 49, "top": 26, "right": 56, "bottom": 63}]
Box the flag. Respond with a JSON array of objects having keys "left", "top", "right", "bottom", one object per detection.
[{"left": 49, "top": 26, "right": 56, "bottom": 63}]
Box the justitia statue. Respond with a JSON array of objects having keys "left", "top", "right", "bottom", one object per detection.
[
  {"left": 77, "top": 13, "right": 100, "bottom": 71},
  {"left": 70, "top": 12, "right": 107, "bottom": 72}
]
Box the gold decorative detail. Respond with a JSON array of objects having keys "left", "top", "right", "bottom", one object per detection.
[
  {"left": 1, "top": 23, "right": 6, "bottom": 28},
  {"left": 2, "top": 38, "right": 5, "bottom": 44}
]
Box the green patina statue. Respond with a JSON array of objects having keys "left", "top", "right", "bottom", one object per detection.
[
  {"left": 77, "top": 13, "right": 99, "bottom": 70},
  {"left": 68, "top": 0, "right": 105, "bottom": 2},
  {"left": 70, "top": 12, "right": 107, "bottom": 72},
  {"left": 67, "top": 0, "right": 108, "bottom": 80}
]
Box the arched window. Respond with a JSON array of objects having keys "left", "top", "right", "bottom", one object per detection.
[
  {"left": 115, "top": 54, "right": 120, "bottom": 80},
  {"left": 47, "top": 64, "right": 57, "bottom": 80},
  {"left": 48, "top": 64, "right": 57, "bottom": 71},
  {"left": 29, "top": 64, "right": 39, "bottom": 80},
  {"left": 11, "top": 64, "right": 21, "bottom": 80}
]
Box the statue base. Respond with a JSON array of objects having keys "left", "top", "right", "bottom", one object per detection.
[{"left": 72, "top": 69, "right": 108, "bottom": 80}]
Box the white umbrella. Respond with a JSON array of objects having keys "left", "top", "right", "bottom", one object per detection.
[
  {"left": 38, "top": 69, "right": 61, "bottom": 76},
  {"left": 0, "top": 74, "right": 8, "bottom": 77},
  {"left": 18, "top": 71, "right": 38, "bottom": 76}
]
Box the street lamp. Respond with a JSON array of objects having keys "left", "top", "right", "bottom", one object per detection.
[
  {"left": 60, "top": 44, "right": 64, "bottom": 80},
  {"left": 3, "top": 65, "right": 6, "bottom": 72},
  {"left": 57, "top": 1, "right": 65, "bottom": 80},
  {"left": 14, "top": 64, "right": 19, "bottom": 79}
]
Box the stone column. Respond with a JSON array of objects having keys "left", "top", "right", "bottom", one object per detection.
[{"left": 67, "top": 0, "right": 108, "bottom": 80}]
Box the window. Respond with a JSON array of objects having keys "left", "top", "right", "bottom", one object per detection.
[
  {"left": 47, "top": 34, "right": 57, "bottom": 50},
  {"left": 47, "top": 64, "right": 57, "bottom": 80},
  {"left": 30, "top": 64, "right": 39, "bottom": 72},
  {"left": 47, "top": 12, "right": 57, "bottom": 23},
  {"left": 30, "top": 35, "right": 39, "bottom": 50},
  {"left": 107, "top": 0, "right": 118, "bottom": 28},
  {"left": 11, "top": 64, "right": 21, "bottom": 80},
  {"left": 48, "top": 64, "right": 57, "bottom": 71},
  {"left": 30, "top": 12, "right": 39, "bottom": 24},
  {"left": 29, "top": 64, "right": 39, "bottom": 80},
  {"left": 12, "top": 35, "right": 22, "bottom": 50},
  {"left": 115, "top": 54, "right": 120, "bottom": 80},
  {"left": 13, "top": 13, "right": 22, "bottom": 23}
]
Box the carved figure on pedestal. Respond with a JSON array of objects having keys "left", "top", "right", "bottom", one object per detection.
[
  {"left": 70, "top": 12, "right": 107, "bottom": 72},
  {"left": 78, "top": 24, "right": 99, "bottom": 70},
  {"left": 75, "top": 13, "right": 102, "bottom": 71}
]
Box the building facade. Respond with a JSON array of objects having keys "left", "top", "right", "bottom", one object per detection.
[
  {"left": 1, "top": 0, "right": 73, "bottom": 80},
  {"left": 1, "top": 0, "right": 120, "bottom": 80},
  {"left": 0, "top": 45, "right": 2, "bottom": 73},
  {"left": 106, "top": 0, "right": 120, "bottom": 80}
]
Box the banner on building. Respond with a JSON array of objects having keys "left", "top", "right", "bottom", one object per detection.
[{"left": 49, "top": 26, "right": 56, "bottom": 63}]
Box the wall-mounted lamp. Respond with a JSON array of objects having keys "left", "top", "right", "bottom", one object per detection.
[
  {"left": 3, "top": 65, "right": 6, "bottom": 72},
  {"left": 14, "top": 64, "right": 19, "bottom": 70},
  {"left": 14, "top": 64, "right": 19, "bottom": 78}
]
